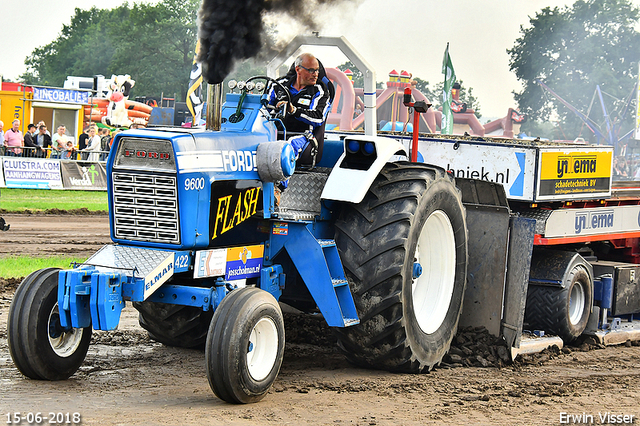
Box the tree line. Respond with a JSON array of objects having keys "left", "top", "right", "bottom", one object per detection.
[
  {"left": 16, "top": 0, "right": 640, "bottom": 141},
  {"left": 20, "top": 0, "right": 199, "bottom": 102},
  {"left": 509, "top": 0, "right": 640, "bottom": 141}
]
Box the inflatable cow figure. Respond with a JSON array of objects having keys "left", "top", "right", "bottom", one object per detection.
[{"left": 102, "top": 75, "right": 135, "bottom": 128}]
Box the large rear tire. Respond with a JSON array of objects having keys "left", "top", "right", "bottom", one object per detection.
[
  {"left": 334, "top": 162, "right": 468, "bottom": 372},
  {"left": 206, "top": 287, "right": 285, "bottom": 403},
  {"left": 8, "top": 268, "right": 92, "bottom": 380},
  {"left": 133, "top": 301, "right": 213, "bottom": 348}
]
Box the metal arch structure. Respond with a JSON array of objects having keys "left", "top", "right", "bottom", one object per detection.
[{"left": 267, "top": 35, "right": 377, "bottom": 137}]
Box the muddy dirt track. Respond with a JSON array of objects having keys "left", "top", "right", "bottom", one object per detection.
[{"left": 1, "top": 213, "right": 640, "bottom": 426}]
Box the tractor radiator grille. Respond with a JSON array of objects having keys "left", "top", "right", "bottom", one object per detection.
[{"left": 112, "top": 172, "right": 180, "bottom": 244}]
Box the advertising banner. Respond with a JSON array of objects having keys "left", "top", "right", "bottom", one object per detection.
[
  {"left": 0, "top": 161, "right": 4, "bottom": 187},
  {"left": 32, "top": 87, "right": 89, "bottom": 104},
  {"left": 544, "top": 205, "right": 640, "bottom": 238},
  {"left": 418, "top": 139, "right": 536, "bottom": 201},
  {"left": 193, "top": 244, "right": 264, "bottom": 282},
  {"left": 537, "top": 148, "right": 612, "bottom": 200},
  {"left": 60, "top": 161, "right": 108, "bottom": 190},
  {"left": 2, "top": 158, "right": 63, "bottom": 189}
]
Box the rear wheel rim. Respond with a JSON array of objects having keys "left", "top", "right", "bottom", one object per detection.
[
  {"left": 412, "top": 210, "right": 456, "bottom": 335},
  {"left": 569, "top": 279, "right": 586, "bottom": 326},
  {"left": 48, "top": 303, "right": 84, "bottom": 358},
  {"left": 247, "top": 317, "right": 279, "bottom": 381}
]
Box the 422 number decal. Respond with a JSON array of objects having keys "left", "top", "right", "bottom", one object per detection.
[
  {"left": 174, "top": 254, "right": 191, "bottom": 273},
  {"left": 184, "top": 177, "right": 205, "bottom": 191}
]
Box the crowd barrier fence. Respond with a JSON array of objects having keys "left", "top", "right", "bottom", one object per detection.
[{"left": 0, "top": 151, "right": 109, "bottom": 190}]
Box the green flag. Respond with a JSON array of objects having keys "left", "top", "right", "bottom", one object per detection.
[{"left": 441, "top": 43, "right": 456, "bottom": 134}]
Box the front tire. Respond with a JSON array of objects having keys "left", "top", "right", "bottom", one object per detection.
[
  {"left": 8, "top": 268, "right": 91, "bottom": 380},
  {"left": 206, "top": 287, "right": 285, "bottom": 403},
  {"left": 334, "top": 163, "right": 468, "bottom": 372}
]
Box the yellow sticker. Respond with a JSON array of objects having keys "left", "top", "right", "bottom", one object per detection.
[{"left": 540, "top": 150, "right": 612, "bottom": 180}]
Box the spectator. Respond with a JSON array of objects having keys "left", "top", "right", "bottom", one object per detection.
[
  {"left": 0, "top": 120, "right": 4, "bottom": 156},
  {"left": 110, "top": 129, "right": 120, "bottom": 149},
  {"left": 613, "top": 156, "right": 630, "bottom": 180},
  {"left": 23, "top": 124, "right": 43, "bottom": 158},
  {"left": 100, "top": 128, "right": 111, "bottom": 160},
  {"left": 36, "top": 125, "right": 52, "bottom": 157},
  {"left": 85, "top": 126, "right": 102, "bottom": 162},
  {"left": 78, "top": 127, "right": 90, "bottom": 160},
  {"left": 51, "top": 125, "right": 68, "bottom": 159},
  {"left": 62, "top": 141, "right": 76, "bottom": 160},
  {"left": 36, "top": 121, "right": 51, "bottom": 136},
  {"left": 4, "top": 119, "right": 24, "bottom": 157}
]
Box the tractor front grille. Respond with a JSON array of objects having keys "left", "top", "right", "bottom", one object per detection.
[{"left": 112, "top": 172, "right": 180, "bottom": 244}]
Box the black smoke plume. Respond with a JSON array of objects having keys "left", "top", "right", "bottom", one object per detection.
[{"left": 197, "top": 0, "right": 358, "bottom": 84}]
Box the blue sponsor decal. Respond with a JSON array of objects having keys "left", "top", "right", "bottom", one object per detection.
[{"left": 225, "top": 245, "right": 264, "bottom": 280}]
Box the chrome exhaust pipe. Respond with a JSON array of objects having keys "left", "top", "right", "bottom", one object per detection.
[{"left": 206, "top": 83, "right": 223, "bottom": 130}]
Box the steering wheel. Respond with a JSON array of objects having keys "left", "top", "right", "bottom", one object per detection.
[{"left": 246, "top": 76, "right": 292, "bottom": 117}]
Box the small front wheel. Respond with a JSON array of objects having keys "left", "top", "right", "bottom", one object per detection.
[
  {"left": 205, "top": 287, "right": 285, "bottom": 404},
  {"left": 8, "top": 268, "right": 92, "bottom": 380}
]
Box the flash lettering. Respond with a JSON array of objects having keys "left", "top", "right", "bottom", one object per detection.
[
  {"left": 212, "top": 195, "right": 232, "bottom": 239},
  {"left": 212, "top": 187, "right": 262, "bottom": 240}
]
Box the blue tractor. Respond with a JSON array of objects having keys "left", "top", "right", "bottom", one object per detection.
[{"left": 7, "top": 74, "right": 468, "bottom": 403}]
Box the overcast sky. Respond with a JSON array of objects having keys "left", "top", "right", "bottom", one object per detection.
[{"left": 3, "top": 0, "right": 639, "bottom": 118}]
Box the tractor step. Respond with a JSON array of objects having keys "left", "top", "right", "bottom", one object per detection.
[
  {"left": 275, "top": 170, "right": 329, "bottom": 220},
  {"left": 269, "top": 223, "right": 359, "bottom": 328}
]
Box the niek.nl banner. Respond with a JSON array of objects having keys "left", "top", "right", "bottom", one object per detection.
[
  {"left": 2, "top": 158, "right": 63, "bottom": 189},
  {"left": 60, "top": 161, "right": 107, "bottom": 190}
]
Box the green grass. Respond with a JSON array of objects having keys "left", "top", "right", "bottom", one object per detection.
[
  {"left": 0, "top": 188, "right": 108, "bottom": 212},
  {"left": 0, "top": 256, "right": 85, "bottom": 279}
]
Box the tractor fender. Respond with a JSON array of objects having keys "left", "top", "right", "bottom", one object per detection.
[{"left": 321, "top": 135, "right": 407, "bottom": 204}]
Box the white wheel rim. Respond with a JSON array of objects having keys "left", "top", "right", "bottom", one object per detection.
[
  {"left": 569, "top": 280, "right": 586, "bottom": 326},
  {"left": 247, "top": 317, "right": 279, "bottom": 381},
  {"left": 48, "top": 303, "right": 84, "bottom": 358},
  {"left": 412, "top": 210, "right": 457, "bottom": 335}
]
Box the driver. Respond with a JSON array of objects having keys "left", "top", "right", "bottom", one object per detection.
[{"left": 267, "top": 53, "right": 331, "bottom": 165}]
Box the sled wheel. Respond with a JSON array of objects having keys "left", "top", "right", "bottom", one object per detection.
[
  {"left": 334, "top": 162, "right": 468, "bottom": 372},
  {"left": 8, "top": 268, "right": 91, "bottom": 380},
  {"left": 206, "top": 287, "right": 285, "bottom": 404},
  {"left": 133, "top": 301, "right": 213, "bottom": 348},
  {"left": 526, "top": 258, "right": 593, "bottom": 342}
]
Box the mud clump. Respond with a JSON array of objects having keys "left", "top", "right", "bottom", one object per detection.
[
  {"left": 284, "top": 311, "right": 337, "bottom": 347},
  {"left": 91, "top": 330, "right": 151, "bottom": 346},
  {"left": 442, "top": 326, "right": 513, "bottom": 368}
]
